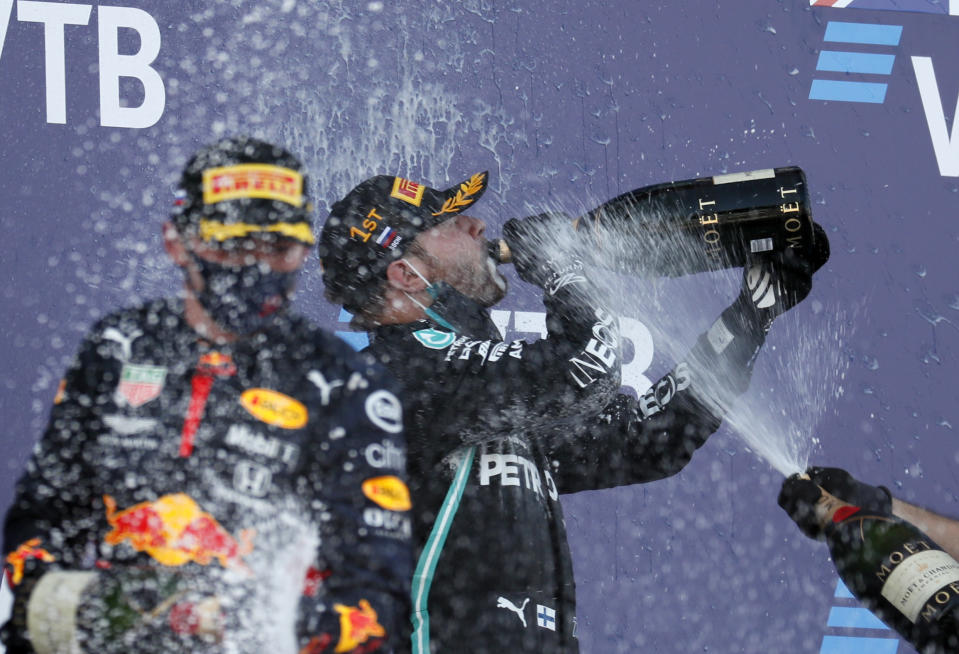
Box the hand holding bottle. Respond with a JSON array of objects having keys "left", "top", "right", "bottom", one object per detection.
[
  {"left": 778, "top": 473, "right": 861, "bottom": 539},
  {"left": 501, "top": 212, "right": 584, "bottom": 291},
  {"left": 779, "top": 469, "right": 959, "bottom": 652},
  {"left": 805, "top": 466, "right": 893, "bottom": 514},
  {"left": 739, "top": 222, "right": 830, "bottom": 332}
]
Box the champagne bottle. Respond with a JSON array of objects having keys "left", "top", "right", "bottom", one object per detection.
[
  {"left": 491, "top": 167, "right": 826, "bottom": 277},
  {"left": 822, "top": 500, "right": 959, "bottom": 653}
]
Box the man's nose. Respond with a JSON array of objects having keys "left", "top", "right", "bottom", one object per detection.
[{"left": 456, "top": 214, "right": 486, "bottom": 239}]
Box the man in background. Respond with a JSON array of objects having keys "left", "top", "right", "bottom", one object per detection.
[{"left": 2, "top": 137, "right": 411, "bottom": 654}]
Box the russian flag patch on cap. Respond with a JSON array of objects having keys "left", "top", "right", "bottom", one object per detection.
[{"left": 375, "top": 226, "right": 397, "bottom": 248}]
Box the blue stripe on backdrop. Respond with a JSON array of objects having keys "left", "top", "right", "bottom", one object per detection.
[
  {"left": 826, "top": 606, "right": 890, "bottom": 630},
  {"left": 808, "top": 79, "right": 888, "bottom": 103},
  {"left": 819, "top": 636, "right": 899, "bottom": 654},
  {"left": 820, "top": 635, "right": 900, "bottom": 654},
  {"left": 834, "top": 580, "right": 855, "bottom": 600},
  {"left": 823, "top": 21, "right": 903, "bottom": 45},
  {"left": 816, "top": 51, "right": 895, "bottom": 75},
  {"left": 820, "top": 580, "right": 901, "bottom": 654}
]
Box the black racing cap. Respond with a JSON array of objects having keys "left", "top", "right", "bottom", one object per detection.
[
  {"left": 172, "top": 136, "right": 315, "bottom": 245},
  {"left": 319, "top": 171, "right": 488, "bottom": 312}
]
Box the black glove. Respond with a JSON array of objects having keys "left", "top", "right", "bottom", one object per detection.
[
  {"left": 501, "top": 213, "right": 585, "bottom": 292},
  {"left": 742, "top": 222, "right": 830, "bottom": 331},
  {"left": 778, "top": 467, "right": 893, "bottom": 541},
  {"left": 778, "top": 474, "right": 828, "bottom": 540},
  {"left": 806, "top": 466, "right": 893, "bottom": 515}
]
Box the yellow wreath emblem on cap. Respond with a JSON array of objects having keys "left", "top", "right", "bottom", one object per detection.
[{"left": 432, "top": 172, "right": 486, "bottom": 216}]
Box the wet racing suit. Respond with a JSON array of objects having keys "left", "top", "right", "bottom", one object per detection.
[
  {"left": 366, "top": 258, "right": 773, "bottom": 653},
  {"left": 2, "top": 298, "right": 411, "bottom": 654}
]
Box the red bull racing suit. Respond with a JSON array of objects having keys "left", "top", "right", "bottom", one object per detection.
[
  {"left": 365, "top": 266, "right": 772, "bottom": 653},
  {"left": 2, "top": 298, "right": 411, "bottom": 654}
]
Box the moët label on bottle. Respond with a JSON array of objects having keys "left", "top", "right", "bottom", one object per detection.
[
  {"left": 711, "top": 169, "right": 775, "bottom": 185},
  {"left": 880, "top": 549, "right": 959, "bottom": 623}
]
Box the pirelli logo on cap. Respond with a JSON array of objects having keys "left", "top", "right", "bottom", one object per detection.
[
  {"left": 203, "top": 164, "right": 304, "bottom": 207},
  {"left": 390, "top": 177, "right": 425, "bottom": 206}
]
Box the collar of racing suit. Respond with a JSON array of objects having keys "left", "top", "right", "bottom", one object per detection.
[{"left": 369, "top": 293, "right": 500, "bottom": 345}]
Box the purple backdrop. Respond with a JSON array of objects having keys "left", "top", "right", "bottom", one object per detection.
[{"left": 1, "top": 1, "right": 957, "bottom": 651}]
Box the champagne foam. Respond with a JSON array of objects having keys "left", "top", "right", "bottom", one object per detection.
[{"left": 511, "top": 193, "right": 853, "bottom": 478}]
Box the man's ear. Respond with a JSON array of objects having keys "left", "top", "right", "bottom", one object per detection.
[
  {"left": 385, "top": 259, "right": 428, "bottom": 293},
  {"left": 162, "top": 221, "right": 191, "bottom": 267}
]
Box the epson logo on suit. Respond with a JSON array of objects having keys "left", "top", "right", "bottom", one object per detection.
[{"left": 0, "top": 1, "right": 164, "bottom": 127}]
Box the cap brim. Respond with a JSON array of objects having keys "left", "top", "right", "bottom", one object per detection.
[
  {"left": 430, "top": 171, "right": 488, "bottom": 220},
  {"left": 198, "top": 219, "right": 315, "bottom": 245}
]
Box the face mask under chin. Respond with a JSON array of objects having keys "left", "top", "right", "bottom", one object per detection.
[
  {"left": 400, "top": 258, "right": 499, "bottom": 338},
  {"left": 424, "top": 281, "right": 500, "bottom": 339},
  {"left": 190, "top": 254, "right": 299, "bottom": 335}
]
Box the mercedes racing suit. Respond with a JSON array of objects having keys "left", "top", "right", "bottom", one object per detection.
[
  {"left": 2, "top": 298, "right": 411, "bottom": 654},
  {"left": 365, "top": 267, "right": 769, "bottom": 653}
]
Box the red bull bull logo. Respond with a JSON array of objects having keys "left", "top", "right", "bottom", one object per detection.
[
  {"left": 4, "top": 538, "right": 55, "bottom": 585},
  {"left": 334, "top": 599, "right": 386, "bottom": 653},
  {"left": 103, "top": 494, "right": 254, "bottom": 571},
  {"left": 197, "top": 351, "right": 237, "bottom": 377}
]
